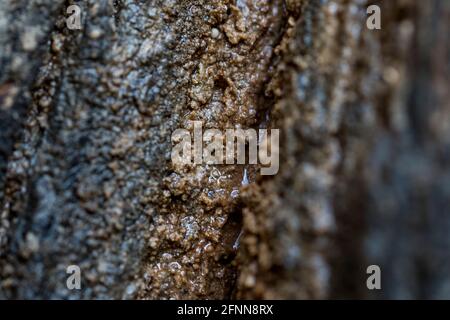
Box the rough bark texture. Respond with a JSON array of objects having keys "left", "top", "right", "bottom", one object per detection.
[{"left": 0, "top": 0, "right": 449, "bottom": 299}]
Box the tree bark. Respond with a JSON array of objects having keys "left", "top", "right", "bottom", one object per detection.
[{"left": 0, "top": 0, "right": 449, "bottom": 299}]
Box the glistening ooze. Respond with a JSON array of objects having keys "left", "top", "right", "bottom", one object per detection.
[{"left": 171, "top": 121, "right": 279, "bottom": 176}]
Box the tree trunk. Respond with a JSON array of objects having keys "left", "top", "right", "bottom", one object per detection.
[{"left": 0, "top": 0, "right": 449, "bottom": 299}]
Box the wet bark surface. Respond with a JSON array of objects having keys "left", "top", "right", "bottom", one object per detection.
[{"left": 0, "top": 0, "right": 449, "bottom": 299}]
